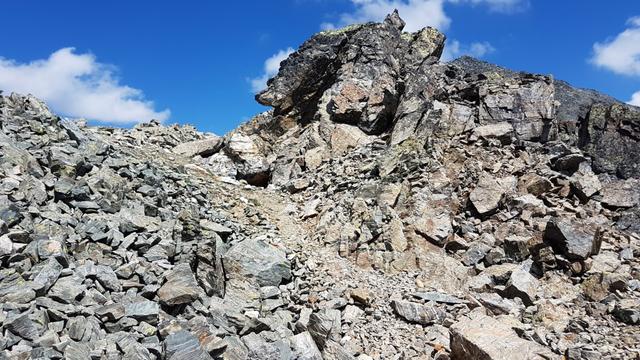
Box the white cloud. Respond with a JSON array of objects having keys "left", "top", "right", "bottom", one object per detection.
[
  {"left": 250, "top": 47, "right": 295, "bottom": 93},
  {"left": 592, "top": 16, "right": 640, "bottom": 76},
  {"left": 323, "top": 0, "right": 528, "bottom": 32},
  {"left": 630, "top": 90, "right": 640, "bottom": 106},
  {"left": 0, "top": 48, "right": 169, "bottom": 124},
  {"left": 441, "top": 39, "right": 495, "bottom": 61}
]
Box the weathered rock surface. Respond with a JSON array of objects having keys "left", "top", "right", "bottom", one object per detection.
[{"left": 450, "top": 313, "right": 555, "bottom": 360}]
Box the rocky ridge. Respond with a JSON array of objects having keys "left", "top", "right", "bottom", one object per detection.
[{"left": 1, "top": 11, "right": 640, "bottom": 360}]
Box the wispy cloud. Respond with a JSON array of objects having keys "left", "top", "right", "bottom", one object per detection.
[
  {"left": 0, "top": 48, "right": 169, "bottom": 124},
  {"left": 249, "top": 47, "right": 295, "bottom": 93},
  {"left": 442, "top": 40, "right": 495, "bottom": 61},
  {"left": 322, "top": 0, "right": 528, "bottom": 32},
  {"left": 466, "top": 0, "right": 529, "bottom": 13}
]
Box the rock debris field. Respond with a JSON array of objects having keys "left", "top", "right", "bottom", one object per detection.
[{"left": 1, "top": 11, "right": 640, "bottom": 360}]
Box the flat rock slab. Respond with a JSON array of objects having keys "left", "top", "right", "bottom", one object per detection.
[
  {"left": 164, "top": 330, "right": 213, "bottom": 360},
  {"left": 391, "top": 300, "right": 446, "bottom": 325},
  {"left": 173, "top": 137, "right": 223, "bottom": 158},
  {"left": 450, "top": 314, "right": 555, "bottom": 360}
]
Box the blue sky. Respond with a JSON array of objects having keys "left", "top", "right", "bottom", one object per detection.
[{"left": 0, "top": 0, "right": 638, "bottom": 134}]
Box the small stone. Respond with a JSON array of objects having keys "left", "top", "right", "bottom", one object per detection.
[
  {"left": 5, "top": 313, "right": 40, "bottom": 341},
  {"left": 613, "top": 299, "right": 640, "bottom": 325},
  {"left": 461, "top": 241, "right": 492, "bottom": 266},
  {"left": 0, "top": 203, "right": 23, "bottom": 227},
  {"left": 600, "top": 179, "right": 640, "bottom": 208},
  {"left": 472, "top": 123, "right": 514, "bottom": 143},
  {"left": 349, "top": 288, "right": 371, "bottom": 306},
  {"left": 553, "top": 153, "right": 587, "bottom": 174},
  {"left": 32, "top": 258, "right": 63, "bottom": 294},
  {"left": 96, "top": 265, "right": 122, "bottom": 292},
  {"left": 199, "top": 219, "right": 233, "bottom": 237},
  {"left": 125, "top": 299, "right": 160, "bottom": 323},
  {"left": 413, "top": 291, "right": 465, "bottom": 305},
  {"left": 64, "top": 341, "right": 92, "bottom": 360},
  {"left": 0, "top": 234, "right": 13, "bottom": 256},
  {"left": 414, "top": 212, "right": 452, "bottom": 245}
]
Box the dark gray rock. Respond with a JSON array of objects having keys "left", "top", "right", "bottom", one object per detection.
[
  {"left": 48, "top": 275, "right": 86, "bottom": 303},
  {"left": 32, "top": 258, "right": 63, "bottom": 294},
  {"left": 613, "top": 299, "right": 640, "bottom": 325},
  {"left": 257, "top": 11, "right": 443, "bottom": 136},
  {"left": 544, "top": 217, "right": 602, "bottom": 261},
  {"left": 63, "top": 341, "right": 92, "bottom": 360},
  {"left": 5, "top": 313, "right": 40, "bottom": 341},
  {"left": 164, "top": 330, "right": 214, "bottom": 360},
  {"left": 124, "top": 299, "right": 160, "bottom": 324},
  {"left": 579, "top": 103, "right": 640, "bottom": 179},
  {"left": 0, "top": 203, "right": 22, "bottom": 228},
  {"left": 242, "top": 333, "right": 293, "bottom": 360}
]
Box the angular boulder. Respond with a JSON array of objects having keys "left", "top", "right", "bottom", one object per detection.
[
  {"left": 173, "top": 136, "right": 223, "bottom": 158},
  {"left": 450, "top": 314, "right": 556, "bottom": 360},
  {"left": 158, "top": 263, "right": 201, "bottom": 306},
  {"left": 543, "top": 218, "right": 601, "bottom": 261},
  {"left": 222, "top": 239, "right": 291, "bottom": 287}
]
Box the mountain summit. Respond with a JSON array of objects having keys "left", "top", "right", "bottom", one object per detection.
[{"left": 1, "top": 12, "right": 639, "bottom": 360}]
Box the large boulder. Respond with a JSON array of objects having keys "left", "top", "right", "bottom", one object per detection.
[
  {"left": 543, "top": 217, "right": 602, "bottom": 261},
  {"left": 222, "top": 239, "right": 291, "bottom": 287},
  {"left": 158, "top": 263, "right": 202, "bottom": 306},
  {"left": 173, "top": 136, "right": 223, "bottom": 157}
]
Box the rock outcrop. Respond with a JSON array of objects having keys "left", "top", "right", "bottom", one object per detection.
[{"left": 1, "top": 11, "right": 640, "bottom": 360}]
